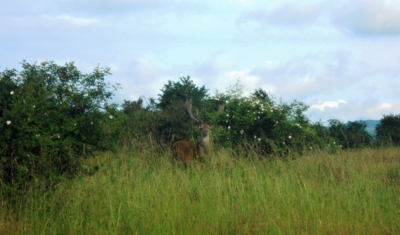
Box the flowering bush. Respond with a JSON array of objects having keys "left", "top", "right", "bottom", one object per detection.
[
  {"left": 212, "top": 89, "right": 317, "bottom": 156},
  {"left": 0, "top": 61, "right": 121, "bottom": 188}
]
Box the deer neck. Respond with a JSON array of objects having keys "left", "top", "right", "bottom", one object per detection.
[
  {"left": 198, "top": 132, "right": 210, "bottom": 154},
  {"left": 199, "top": 135, "right": 209, "bottom": 146}
]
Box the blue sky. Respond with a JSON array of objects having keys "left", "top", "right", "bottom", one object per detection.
[{"left": 1, "top": 0, "right": 400, "bottom": 122}]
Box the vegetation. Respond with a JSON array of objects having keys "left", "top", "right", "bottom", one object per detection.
[
  {"left": 1, "top": 145, "right": 399, "bottom": 234},
  {"left": 376, "top": 114, "right": 400, "bottom": 146},
  {"left": 0, "top": 61, "right": 121, "bottom": 189},
  {"left": 1, "top": 61, "right": 400, "bottom": 234}
]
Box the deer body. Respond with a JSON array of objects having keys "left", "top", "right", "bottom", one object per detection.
[
  {"left": 174, "top": 124, "right": 211, "bottom": 162},
  {"left": 174, "top": 100, "right": 212, "bottom": 162}
]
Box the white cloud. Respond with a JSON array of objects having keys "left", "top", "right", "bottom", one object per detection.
[
  {"left": 238, "top": 2, "right": 321, "bottom": 27},
  {"left": 310, "top": 100, "right": 347, "bottom": 111},
  {"left": 248, "top": 51, "right": 351, "bottom": 101},
  {"left": 331, "top": 0, "right": 400, "bottom": 36},
  {"left": 366, "top": 102, "right": 394, "bottom": 116},
  {"left": 43, "top": 14, "right": 100, "bottom": 28}
]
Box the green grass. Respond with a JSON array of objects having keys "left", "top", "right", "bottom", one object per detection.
[{"left": 1, "top": 145, "right": 400, "bottom": 234}]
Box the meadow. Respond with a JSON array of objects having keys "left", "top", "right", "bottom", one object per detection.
[{"left": 1, "top": 143, "right": 400, "bottom": 234}]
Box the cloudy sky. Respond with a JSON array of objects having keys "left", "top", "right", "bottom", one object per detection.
[{"left": 1, "top": 0, "right": 400, "bottom": 122}]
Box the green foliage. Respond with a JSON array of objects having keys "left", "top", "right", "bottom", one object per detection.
[
  {"left": 327, "top": 119, "right": 373, "bottom": 149},
  {"left": 0, "top": 61, "right": 121, "bottom": 188},
  {"left": 155, "top": 76, "right": 211, "bottom": 143},
  {"left": 345, "top": 121, "right": 373, "bottom": 148},
  {"left": 213, "top": 86, "right": 315, "bottom": 156},
  {"left": 121, "top": 97, "right": 158, "bottom": 139},
  {"left": 376, "top": 114, "right": 400, "bottom": 146},
  {"left": 157, "top": 76, "right": 208, "bottom": 110}
]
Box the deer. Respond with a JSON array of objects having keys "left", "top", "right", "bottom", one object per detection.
[{"left": 174, "top": 99, "right": 212, "bottom": 163}]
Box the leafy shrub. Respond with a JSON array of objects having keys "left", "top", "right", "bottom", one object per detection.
[
  {"left": 0, "top": 61, "right": 121, "bottom": 188},
  {"left": 376, "top": 114, "right": 400, "bottom": 146},
  {"left": 327, "top": 119, "right": 373, "bottom": 149},
  {"left": 213, "top": 89, "right": 317, "bottom": 156}
]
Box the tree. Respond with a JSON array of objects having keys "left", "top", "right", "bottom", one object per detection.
[
  {"left": 376, "top": 114, "right": 400, "bottom": 146},
  {"left": 345, "top": 121, "right": 372, "bottom": 148},
  {"left": 0, "top": 61, "right": 121, "bottom": 188},
  {"left": 120, "top": 97, "right": 159, "bottom": 141},
  {"left": 157, "top": 76, "right": 208, "bottom": 110},
  {"left": 328, "top": 119, "right": 347, "bottom": 147},
  {"left": 155, "top": 76, "right": 209, "bottom": 143},
  {"left": 327, "top": 119, "right": 372, "bottom": 149}
]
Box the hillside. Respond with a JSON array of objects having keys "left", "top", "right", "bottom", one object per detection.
[{"left": 362, "top": 120, "right": 380, "bottom": 136}]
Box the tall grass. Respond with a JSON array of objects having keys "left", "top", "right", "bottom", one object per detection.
[{"left": 1, "top": 141, "right": 400, "bottom": 234}]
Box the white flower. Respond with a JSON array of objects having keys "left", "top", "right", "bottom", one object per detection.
[
  {"left": 109, "top": 115, "right": 114, "bottom": 119},
  {"left": 310, "top": 147, "right": 313, "bottom": 150},
  {"left": 91, "top": 122, "right": 93, "bottom": 125},
  {"left": 258, "top": 138, "right": 261, "bottom": 141},
  {"left": 57, "top": 134, "right": 60, "bottom": 138},
  {"left": 84, "top": 93, "right": 88, "bottom": 97},
  {"left": 226, "top": 100, "right": 229, "bottom": 104},
  {"left": 6, "top": 120, "right": 11, "bottom": 125},
  {"left": 32, "top": 105, "right": 35, "bottom": 108},
  {"left": 68, "top": 88, "right": 72, "bottom": 92},
  {"left": 10, "top": 91, "right": 14, "bottom": 95},
  {"left": 226, "top": 114, "right": 229, "bottom": 117},
  {"left": 333, "top": 142, "right": 335, "bottom": 145},
  {"left": 228, "top": 126, "right": 231, "bottom": 129},
  {"left": 254, "top": 135, "right": 257, "bottom": 139},
  {"left": 240, "top": 130, "right": 244, "bottom": 134},
  {"left": 289, "top": 136, "right": 292, "bottom": 139}
]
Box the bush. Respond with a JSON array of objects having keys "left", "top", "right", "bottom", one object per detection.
[
  {"left": 0, "top": 61, "right": 121, "bottom": 189},
  {"left": 213, "top": 90, "right": 316, "bottom": 156},
  {"left": 376, "top": 114, "right": 400, "bottom": 146},
  {"left": 327, "top": 119, "right": 373, "bottom": 149}
]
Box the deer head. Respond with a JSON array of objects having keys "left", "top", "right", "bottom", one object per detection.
[{"left": 174, "top": 99, "right": 212, "bottom": 162}]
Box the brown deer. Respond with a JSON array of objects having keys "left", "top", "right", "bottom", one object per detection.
[{"left": 174, "top": 99, "right": 212, "bottom": 162}]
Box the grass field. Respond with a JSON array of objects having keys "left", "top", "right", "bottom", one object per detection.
[{"left": 1, "top": 145, "right": 400, "bottom": 234}]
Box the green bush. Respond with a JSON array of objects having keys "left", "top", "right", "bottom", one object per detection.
[
  {"left": 376, "top": 114, "right": 400, "bottom": 146},
  {"left": 0, "top": 61, "right": 121, "bottom": 189},
  {"left": 327, "top": 119, "right": 373, "bottom": 149},
  {"left": 213, "top": 90, "right": 316, "bottom": 156}
]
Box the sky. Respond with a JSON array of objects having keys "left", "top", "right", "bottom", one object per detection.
[{"left": 1, "top": 0, "right": 400, "bottom": 123}]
